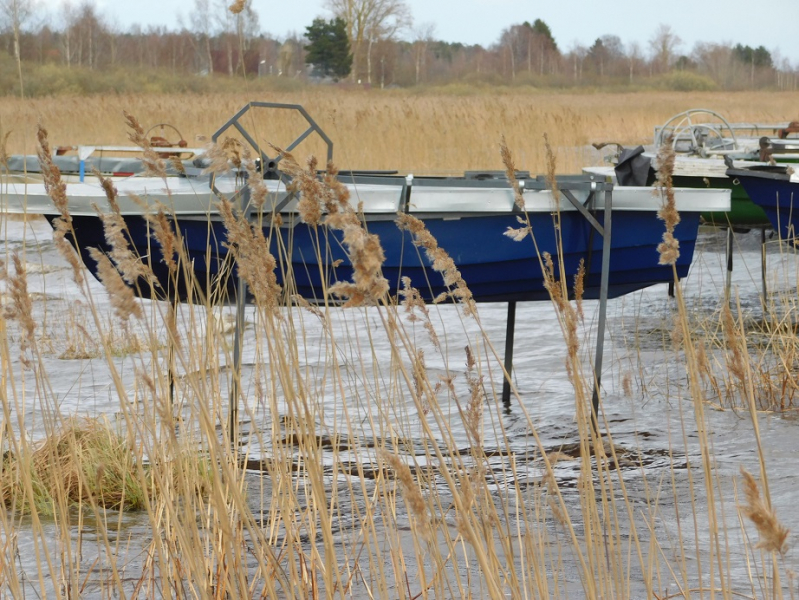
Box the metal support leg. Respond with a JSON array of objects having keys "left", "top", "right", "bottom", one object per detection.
[
  {"left": 502, "top": 301, "right": 517, "bottom": 410},
  {"left": 761, "top": 227, "right": 768, "bottom": 304},
  {"left": 168, "top": 301, "right": 176, "bottom": 406},
  {"left": 725, "top": 228, "right": 733, "bottom": 303},
  {"left": 229, "top": 278, "right": 246, "bottom": 445},
  {"left": 591, "top": 188, "right": 612, "bottom": 432}
]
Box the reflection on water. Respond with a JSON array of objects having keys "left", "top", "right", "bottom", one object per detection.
[{"left": 3, "top": 218, "right": 799, "bottom": 597}]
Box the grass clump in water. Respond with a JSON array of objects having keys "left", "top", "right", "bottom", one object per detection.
[{"left": 1, "top": 418, "right": 147, "bottom": 515}]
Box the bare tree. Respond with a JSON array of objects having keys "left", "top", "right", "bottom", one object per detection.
[
  {"left": 0, "top": 0, "right": 38, "bottom": 95},
  {"left": 412, "top": 22, "right": 434, "bottom": 85},
  {"left": 325, "top": 0, "right": 412, "bottom": 82},
  {"left": 649, "top": 24, "right": 681, "bottom": 74},
  {"left": 627, "top": 41, "right": 642, "bottom": 83},
  {"left": 190, "top": 0, "right": 216, "bottom": 74}
]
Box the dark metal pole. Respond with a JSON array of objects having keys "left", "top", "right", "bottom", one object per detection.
[
  {"left": 502, "top": 300, "right": 517, "bottom": 410},
  {"left": 725, "top": 227, "right": 734, "bottom": 304},
  {"left": 761, "top": 227, "right": 767, "bottom": 304},
  {"left": 591, "top": 184, "right": 612, "bottom": 431}
]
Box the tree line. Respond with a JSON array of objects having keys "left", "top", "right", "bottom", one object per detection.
[{"left": 0, "top": 0, "right": 796, "bottom": 94}]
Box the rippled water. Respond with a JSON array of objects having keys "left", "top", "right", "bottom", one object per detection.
[{"left": 4, "top": 216, "right": 799, "bottom": 597}]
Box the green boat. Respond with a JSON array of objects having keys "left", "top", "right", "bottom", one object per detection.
[
  {"left": 669, "top": 157, "right": 770, "bottom": 228},
  {"left": 587, "top": 109, "right": 799, "bottom": 228}
]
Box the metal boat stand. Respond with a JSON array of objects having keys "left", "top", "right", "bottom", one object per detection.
[
  {"left": 723, "top": 226, "right": 769, "bottom": 305},
  {"left": 208, "top": 102, "right": 333, "bottom": 444},
  {"left": 216, "top": 103, "right": 616, "bottom": 442},
  {"left": 501, "top": 181, "right": 613, "bottom": 431}
]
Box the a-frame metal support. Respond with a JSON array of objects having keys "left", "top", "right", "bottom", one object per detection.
[{"left": 501, "top": 181, "right": 612, "bottom": 430}]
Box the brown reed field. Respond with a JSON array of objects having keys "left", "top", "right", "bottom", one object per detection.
[
  {"left": 2, "top": 89, "right": 799, "bottom": 174},
  {"left": 0, "top": 90, "right": 797, "bottom": 598}
]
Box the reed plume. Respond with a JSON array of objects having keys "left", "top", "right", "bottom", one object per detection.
[
  {"left": 36, "top": 123, "right": 85, "bottom": 285},
  {"left": 542, "top": 252, "right": 580, "bottom": 381},
  {"left": 145, "top": 207, "right": 178, "bottom": 275},
  {"left": 381, "top": 451, "right": 431, "bottom": 536},
  {"left": 740, "top": 467, "right": 789, "bottom": 554},
  {"left": 5, "top": 253, "right": 35, "bottom": 353},
  {"left": 204, "top": 137, "right": 243, "bottom": 175},
  {"left": 399, "top": 276, "right": 439, "bottom": 348},
  {"left": 500, "top": 137, "right": 532, "bottom": 241},
  {"left": 654, "top": 136, "right": 680, "bottom": 265},
  {"left": 396, "top": 213, "right": 476, "bottom": 316},
  {"left": 277, "top": 148, "right": 389, "bottom": 306},
  {"left": 463, "top": 345, "right": 484, "bottom": 448},
  {"left": 94, "top": 172, "right": 156, "bottom": 286},
  {"left": 124, "top": 111, "right": 166, "bottom": 179},
  {"left": 216, "top": 198, "right": 281, "bottom": 309},
  {"left": 88, "top": 248, "right": 143, "bottom": 321}
]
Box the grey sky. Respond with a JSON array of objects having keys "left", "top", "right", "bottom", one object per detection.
[{"left": 45, "top": 0, "right": 799, "bottom": 64}]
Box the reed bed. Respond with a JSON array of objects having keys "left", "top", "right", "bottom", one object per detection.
[
  {"left": 1, "top": 90, "right": 798, "bottom": 174},
  {"left": 0, "top": 106, "right": 795, "bottom": 599}
]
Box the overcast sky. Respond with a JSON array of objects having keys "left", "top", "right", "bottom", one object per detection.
[{"left": 41, "top": 0, "right": 799, "bottom": 64}]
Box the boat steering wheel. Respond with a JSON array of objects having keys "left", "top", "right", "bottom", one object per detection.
[
  {"left": 145, "top": 123, "right": 188, "bottom": 148},
  {"left": 656, "top": 109, "right": 739, "bottom": 157}
]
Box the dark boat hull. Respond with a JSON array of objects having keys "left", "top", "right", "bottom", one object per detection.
[
  {"left": 727, "top": 169, "right": 799, "bottom": 240},
  {"left": 55, "top": 209, "right": 699, "bottom": 305}
]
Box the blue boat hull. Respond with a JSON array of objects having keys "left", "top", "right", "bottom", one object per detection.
[
  {"left": 55, "top": 210, "right": 697, "bottom": 304},
  {"left": 728, "top": 169, "right": 799, "bottom": 240}
]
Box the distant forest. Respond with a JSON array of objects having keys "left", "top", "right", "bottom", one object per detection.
[{"left": 0, "top": 0, "right": 795, "bottom": 95}]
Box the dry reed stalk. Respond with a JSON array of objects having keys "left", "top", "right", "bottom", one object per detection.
[
  {"left": 543, "top": 133, "right": 560, "bottom": 204},
  {"left": 123, "top": 111, "right": 166, "bottom": 178},
  {"left": 573, "top": 258, "right": 585, "bottom": 321},
  {"left": 204, "top": 137, "right": 243, "bottom": 175},
  {"left": 412, "top": 349, "right": 430, "bottom": 415},
  {"left": 228, "top": 0, "right": 246, "bottom": 14},
  {"left": 5, "top": 253, "right": 35, "bottom": 353},
  {"left": 0, "top": 127, "right": 10, "bottom": 169},
  {"left": 654, "top": 137, "right": 680, "bottom": 265},
  {"left": 396, "top": 213, "right": 476, "bottom": 315},
  {"left": 278, "top": 148, "right": 389, "bottom": 306},
  {"left": 463, "top": 345, "right": 484, "bottom": 449},
  {"left": 216, "top": 198, "right": 281, "bottom": 309},
  {"left": 240, "top": 147, "right": 268, "bottom": 207},
  {"left": 93, "top": 177, "right": 156, "bottom": 287},
  {"left": 87, "top": 248, "right": 143, "bottom": 321},
  {"left": 168, "top": 155, "right": 186, "bottom": 175},
  {"left": 721, "top": 304, "right": 747, "bottom": 387},
  {"left": 739, "top": 467, "right": 789, "bottom": 554},
  {"left": 144, "top": 207, "right": 178, "bottom": 275},
  {"left": 36, "top": 123, "right": 84, "bottom": 285},
  {"left": 381, "top": 451, "right": 431, "bottom": 536},
  {"left": 541, "top": 252, "right": 580, "bottom": 381},
  {"left": 500, "top": 137, "right": 533, "bottom": 242},
  {"left": 398, "top": 276, "right": 439, "bottom": 348}
]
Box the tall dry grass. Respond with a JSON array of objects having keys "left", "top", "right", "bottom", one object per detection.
[
  {"left": 0, "top": 108, "right": 794, "bottom": 598},
  {"left": 1, "top": 90, "right": 798, "bottom": 174}
]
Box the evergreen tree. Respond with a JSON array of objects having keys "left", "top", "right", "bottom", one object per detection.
[
  {"left": 304, "top": 17, "right": 352, "bottom": 80},
  {"left": 733, "top": 43, "right": 772, "bottom": 69}
]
